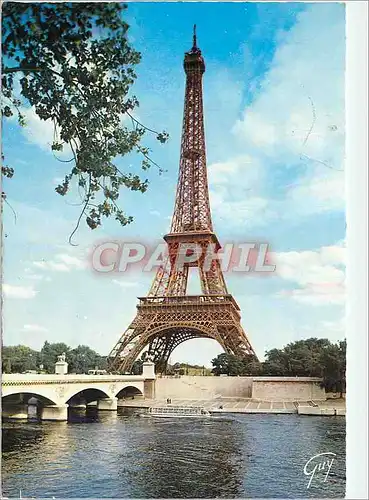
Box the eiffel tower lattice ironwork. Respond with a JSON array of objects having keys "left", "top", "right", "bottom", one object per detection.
[{"left": 108, "top": 26, "right": 256, "bottom": 373}]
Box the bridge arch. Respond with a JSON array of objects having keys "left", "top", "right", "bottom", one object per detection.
[
  {"left": 66, "top": 387, "right": 111, "bottom": 405},
  {"left": 115, "top": 385, "right": 143, "bottom": 399},
  {"left": 127, "top": 324, "right": 228, "bottom": 372},
  {"left": 2, "top": 391, "right": 57, "bottom": 406}
]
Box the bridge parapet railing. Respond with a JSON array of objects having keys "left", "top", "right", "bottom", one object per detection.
[{"left": 1, "top": 374, "right": 148, "bottom": 385}]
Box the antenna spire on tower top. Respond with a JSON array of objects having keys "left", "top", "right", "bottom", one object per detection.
[{"left": 193, "top": 24, "right": 197, "bottom": 49}]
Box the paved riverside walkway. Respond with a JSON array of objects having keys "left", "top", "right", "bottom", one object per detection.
[{"left": 119, "top": 397, "right": 346, "bottom": 416}]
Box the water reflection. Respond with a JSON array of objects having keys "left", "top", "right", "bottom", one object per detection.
[
  {"left": 121, "top": 415, "right": 244, "bottom": 498},
  {"left": 2, "top": 411, "right": 346, "bottom": 499},
  {"left": 235, "top": 414, "right": 346, "bottom": 498}
]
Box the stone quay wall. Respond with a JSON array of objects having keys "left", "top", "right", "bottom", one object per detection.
[
  {"left": 155, "top": 376, "right": 326, "bottom": 401},
  {"left": 251, "top": 377, "right": 326, "bottom": 401},
  {"left": 155, "top": 375, "right": 253, "bottom": 400}
]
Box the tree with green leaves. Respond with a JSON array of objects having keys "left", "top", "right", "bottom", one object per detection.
[
  {"left": 262, "top": 337, "right": 346, "bottom": 395},
  {"left": 1, "top": 2, "right": 168, "bottom": 242},
  {"left": 242, "top": 355, "right": 263, "bottom": 376},
  {"left": 2, "top": 341, "right": 107, "bottom": 374},
  {"left": 39, "top": 341, "right": 71, "bottom": 373},
  {"left": 1, "top": 345, "right": 39, "bottom": 373},
  {"left": 68, "top": 344, "right": 107, "bottom": 374},
  {"left": 131, "top": 359, "right": 143, "bottom": 375},
  {"left": 211, "top": 338, "right": 346, "bottom": 395},
  {"left": 211, "top": 353, "right": 261, "bottom": 376},
  {"left": 319, "top": 340, "right": 346, "bottom": 396},
  {"left": 263, "top": 338, "right": 332, "bottom": 377}
]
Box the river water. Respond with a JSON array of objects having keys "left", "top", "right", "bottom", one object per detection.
[{"left": 2, "top": 408, "right": 346, "bottom": 498}]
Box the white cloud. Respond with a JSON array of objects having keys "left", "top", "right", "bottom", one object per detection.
[
  {"left": 209, "top": 4, "right": 345, "bottom": 228},
  {"left": 209, "top": 191, "right": 275, "bottom": 228},
  {"left": 52, "top": 177, "right": 64, "bottom": 186},
  {"left": 32, "top": 253, "right": 87, "bottom": 273},
  {"left": 277, "top": 285, "right": 345, "bottom": 306},
  {"left": 234, "top": 5, "right": 344, "bottom": 165},
  {"left": 233, "top": 110, "right": 278, "bottom": 150},
  {"left": 3, "top": 201, "right": 75, "bottom": 246},
  {"left": 112, "top": 279, "right": 139, "bottom": 289},
  {"left": 20, "top": 107, "right": 55, "bottom": 151},
  {"left": 274, "top": 242, "right": 346, "bottom": 306},
  {"left": 22, "top": 324, "right": 49, "bottom": 333},
  {"left": 208, "top": 155, "right": 272, "bottom": 228},
  {"left": 275, "top": 246, "right": 345, "bottom": 286},
  {"left": 286, "top": 168, "right": 345, "bottom": 216},
  {"left": 208, "top": 156, "right": 261, "bottom": 187},
  {"left": 33, "top": 261, "right": 70, "bottom": 272},
  {"left": 24, "top": 271, "right": 52, "bottom": 282},
  {"left": 320, "top": 244, "right": 346, "bottom": 266},
  {"left": 56, "top": 253, "right": 87, "bottom": 270},
  {"left": 14, "top": 107, "right": 74, "bottom": 160},
  {"left": 3, "top": 284, "right": 38, "bottom": 299}
]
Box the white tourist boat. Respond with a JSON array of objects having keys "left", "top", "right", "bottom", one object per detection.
[{"left": 146, "top": 406, "right": 211, "bottom": 418}]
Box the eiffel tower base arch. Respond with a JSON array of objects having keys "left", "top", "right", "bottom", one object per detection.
[{"left": 108, "top": 295, "right": 255, "bottom": 374}]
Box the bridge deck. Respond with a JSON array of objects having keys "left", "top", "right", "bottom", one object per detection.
[{"left": 2, "top": 374, "right": 147, "bottom": 386}]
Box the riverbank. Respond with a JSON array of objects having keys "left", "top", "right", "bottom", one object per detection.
[{"left": 119, "top": 396, "right": 346, "bottom": 416}]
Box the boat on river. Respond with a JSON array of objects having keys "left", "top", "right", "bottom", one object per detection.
[{"left": 146, "top": 406, "right": 211, "bottom": 418}]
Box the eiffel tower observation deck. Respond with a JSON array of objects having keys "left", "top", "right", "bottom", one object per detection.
[{"left": 108, "top": 26, "right": 256, "bottom": 374}]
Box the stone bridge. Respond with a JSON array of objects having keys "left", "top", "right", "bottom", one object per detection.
[{"left": 1, "top": 362, "right": 155, "bottom": 421}]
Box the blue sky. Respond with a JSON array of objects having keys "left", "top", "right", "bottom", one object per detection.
[{"left": 2, "top": 2, "right": 346, "bottom": 366}]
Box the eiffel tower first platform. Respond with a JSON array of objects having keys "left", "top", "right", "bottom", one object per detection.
[{"left": 108, "top": 27, "right": 256, "bottom": 373}]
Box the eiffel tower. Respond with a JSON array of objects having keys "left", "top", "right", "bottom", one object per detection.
[{"left": 108, "top": 26, "right": 256, "bottom": 373}]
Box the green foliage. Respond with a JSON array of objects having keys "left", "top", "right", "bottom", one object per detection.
[
  {"left": 2, "top": 3, "right": 168, "bottom": 240},
  {"left": 2, "top": 341, "right": 107, "bottom": 374},
  {"left": 263, "top": 338, "right": 333, "bottom": 377},
  {"left": 68, "top": 344, "right": 107, "bottom": 374},
  {"left": 40, "top": 341, "right": 71, "bottom": 373},
  {"left": 319, "top": 340, "right": 346, "bottom": 395},
  {"left": 2, "top": 345, "right": 39, "bottom": 373},
  {"left": 262, "top": 337, "right": 346, "bottom": 394},
  {"left": 211, "top": 353, "right": 261, "bottom": 376},
  {"left": 167, "top": 362, "right": 212, "bottom": 376},
  {"left": 1, "top": 153, "right": 14, "bottom": 201},
  {"left": 211, "top": 338, "right": 346, "bottom": 395},
  {"left": 131, "top": 359, "right": 143, "bottom": 375}
]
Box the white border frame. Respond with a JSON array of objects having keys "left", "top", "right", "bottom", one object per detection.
[{"left": 346, "top": 1, "right": 368, "bottom": 499}]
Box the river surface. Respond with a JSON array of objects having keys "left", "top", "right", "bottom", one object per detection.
[{"left": 2, "top": 408, "right": 346, "bottom": 498}]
